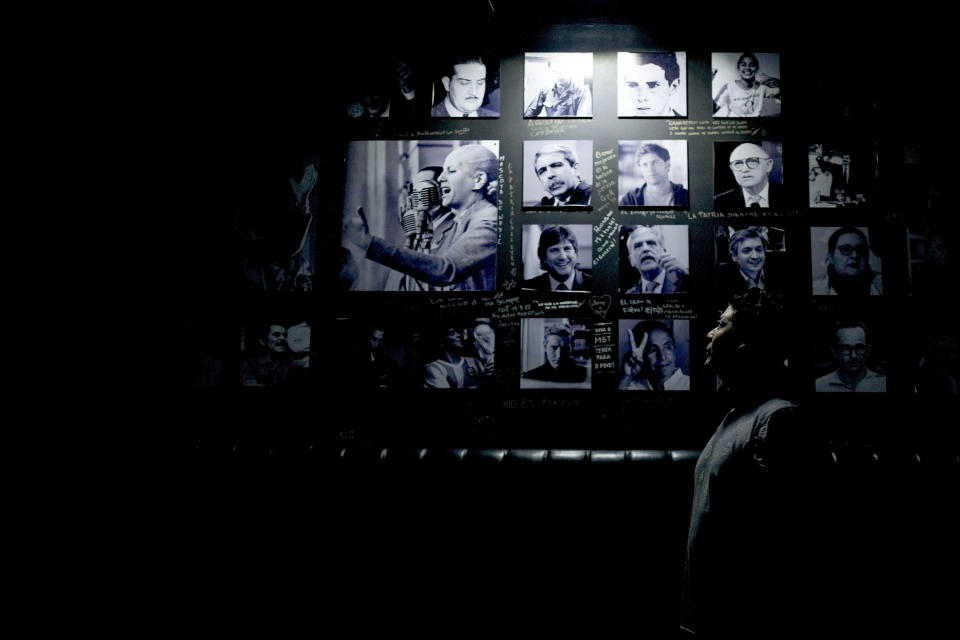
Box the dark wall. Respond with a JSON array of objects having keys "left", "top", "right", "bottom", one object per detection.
[{"left": 166, "top": 5, "right": 957, "bottom": 633}]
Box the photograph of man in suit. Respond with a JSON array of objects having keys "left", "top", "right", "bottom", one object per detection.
[
  {"left": 522, "top": 224, "right": 592, "bottom": 292},
  {"left": 714, "top": 142, "right": 784, "bottom": 210},
  {"left": 432, "top": 55, "right": 498, "bottom": 118},
  {"left": 717, "top": 226, "right": 784, "bottom": 300},
  {"left": 621, "top": 225, "right": 689, "bottom": 293},
  {"left": 530, "top": 143, "right": 592, "bottom": 206}
]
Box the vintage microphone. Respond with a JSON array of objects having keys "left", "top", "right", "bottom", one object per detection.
[{"left": 400, "top": 167, "right": 443, "bottom": 250}]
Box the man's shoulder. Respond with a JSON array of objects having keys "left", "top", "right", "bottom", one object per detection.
[
  {"left": 522, "top": 273, "right": 551, "bottom": 290},
  {"left": 713, "top": 188, "right": 741, "bottom": 210},
  {"left": 672, "top": 182, "right": 690, "bottom": 204},
  {"left": 811, "top": 276, "right": 831, "bottom": 295},
  {"left": 477, "top": 106, "right": 498, "bottom": 117},
  {"left": 431, "top": 102, "right": 449, "bottom": 117},
  {"left": 815, "top": 370, "right": 840, "bottom": 389},
  {"left": 620, "top": 185, "right": 645, "bottom": 206}
]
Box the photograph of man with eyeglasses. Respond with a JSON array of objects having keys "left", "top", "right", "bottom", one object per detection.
[
  {"left": 713, "top": 141, "right": 784, "bottom": 210},
  {"left": 811, "top": 226, "right": 883, "bottom": 296},
  {"left": 815, "top": 320, "right": 887, "bottom": 392}
]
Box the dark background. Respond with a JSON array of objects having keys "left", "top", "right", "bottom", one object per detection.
[{"left": 162, "top": 3, "right": 957, "bottom": 634}]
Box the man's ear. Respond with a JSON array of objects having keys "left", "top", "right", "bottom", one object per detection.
[
  {"left": 668, "top": 78, "right": 680, "bottom": 93},
  {"left": 441, "top": 76, "right": 451, "bottom": 93}
]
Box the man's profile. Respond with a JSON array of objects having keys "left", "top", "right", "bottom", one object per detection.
[
  {"left": 620, "top": 225, "right": 689, "bottom": 293},
  {"left": 617, "top": 51, "right": 686, "bottom": 117},
  {"left": 683, "top": 288, "right": 825, "bottom": 637},
  {"left": 432, "top": 55, "right": 498, "bottom": 118},
  {"left": 713, "top": 141, "right": 784, "bottom": 210},
  {"left": 619, "top": 141, "right": 689, "bottom": 207},
  {"left": 521, "top": 320, "right": 590, "bottom": 387},
  {"left": 525, "top": 141, "right": 592, "bottom": 206},
  {"left": 342, "top": 142, "right": 498, "bottom": 291},
  {"left": 522, "top": 224, "right": 592, "bottom": 291},
  {"left": 815, "top": 320, "right": 886, "bottom": 392},
  {"left": 619, "top": 319, "right": 690, "bottom": 390}
]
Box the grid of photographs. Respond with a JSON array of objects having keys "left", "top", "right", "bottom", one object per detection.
[{"left": 203, "top": 49, "right": 949, "bottom": 399}]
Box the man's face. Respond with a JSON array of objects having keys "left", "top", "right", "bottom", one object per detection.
[
  {"left": 644, "top": 328, "right": 677, "bottom": 382},
  {"left": 544, "top": 334, "right": 568, "bottom": 369},
  {"left": 263, "top": 325, "right": 289, "bottom": 354},
  {"left": 628, "top": 228, "right": 664, "bottom": 277},
  {"left": 438, "top": 148, "right": 477, "bottom": 209},
  {"left": 442, "top": 62, "right": 486, "bottom": 114},
  {"left": 833, "top": 326, "right": 869, "bottom": 375},
  {"left": 738, "top": 56, "right": 758, "bottom": 81},
  {"left": 550, "top": 63, "right": 573, "bottom": 90},
  {"left": 636, "top": 152, "right": 670, "bottom": 187},
  {"left": 542, "top": 239, "right": 578, "bottom": 280},
  {"left": 733, "top": 237, "right": 766, "bottom": 280},
  {"left": 623, "top": 63, "right": 678, "bottom": 116},
  {"left": 369, "top": 329, "right": 384, "bottom": 351},
  {"left": 728, "top": 144, "right": 773, "bottom": 190},
  {"left": 829, "top": 232, "right": 869, "bottom": 278},
  {"left": 535, "top": 151, "right": 581, "bottom": 198},
  {"left": 705, "top": 306, "right": 737, "bottom": 373},
  {"left": 442, "top": 327, "right": 464, "bottom": 352}
]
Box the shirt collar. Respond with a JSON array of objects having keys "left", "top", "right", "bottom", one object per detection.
[
  {"left": 641, "top": 269, "right": 667, "bottom": 291},
  {"left": 444, "top": 97, "right": 476, "bottom": 117},
  {"left": 738, "top": 268, "right": 766, "bottom": 288},
  {"left": 741, "top": 181, "right": 770, "bottom": 207},
  {"left": 549, "top": 270, "right": 576, "bottom": 291}
]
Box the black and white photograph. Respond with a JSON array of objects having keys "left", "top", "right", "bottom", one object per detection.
[
  {"left": 711, "top": 52, "right": 781, "bottom": 117},
  {"left": 521, "top": 224, "right": 593, "bottom": 292},
  {"left": 520, "top": 318, "right": 592, "bottom": 389},
  {"left": 713, "top": 140, "right": 785, "bottom": 210},
  {"left": 236, "top": 156, "right": 320, "bottom": 293},
  {"left": 344, "top": 57, "right": 418, "bottom": 119},
  {"left": 808, "top": 144, "right": 869, "bottom": 207},
  {"left": 431, "top": 54, "right": 500, "bottom": 118},
  {"left": 811, "top": 226, "right": 883, "bottom": 296},
  {"left": 813, "top": 314, "right": 886, "bottom": 393},
  {"left": 341, "top": 316, "right": 496, "bottom": 390},
  {"left": 619, "top": 225, "right": 690, "bottom": 294},
  {"left": 522, "top": 140, "right": 593, "bottom": 207},
  {"left": 907, "top": 220, "right": 957, "bottom": 297},
  {"left": 617, "top": 51, "right": 687, "bottom": 117},
  {"left": 239, "top": 319, "right": 311, "bottom": 388},
  {"left": 715, "top": 224, "right": 787, "bottom": 302},
  {"left": 523, "top": 52, "right": 593, "bottom": 118},
  {"left": 912, "top": 333, "right": 959, "bottom": 394},
  {"left": 340, "top": 140, "right": 499, "bottom": 292},
  {"left": 618, "top": 140, "right": 689, "bottom": 207},
  {"left": 618, "top": 319, "right": 691, "bottom": 391}
]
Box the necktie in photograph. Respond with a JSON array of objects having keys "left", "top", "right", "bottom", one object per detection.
[
  {"left": 556, "top": 283, "right": 569, "bottom": 290},
  {"left": 644, "top": 280, "right": 658, "bottom": 293}
]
